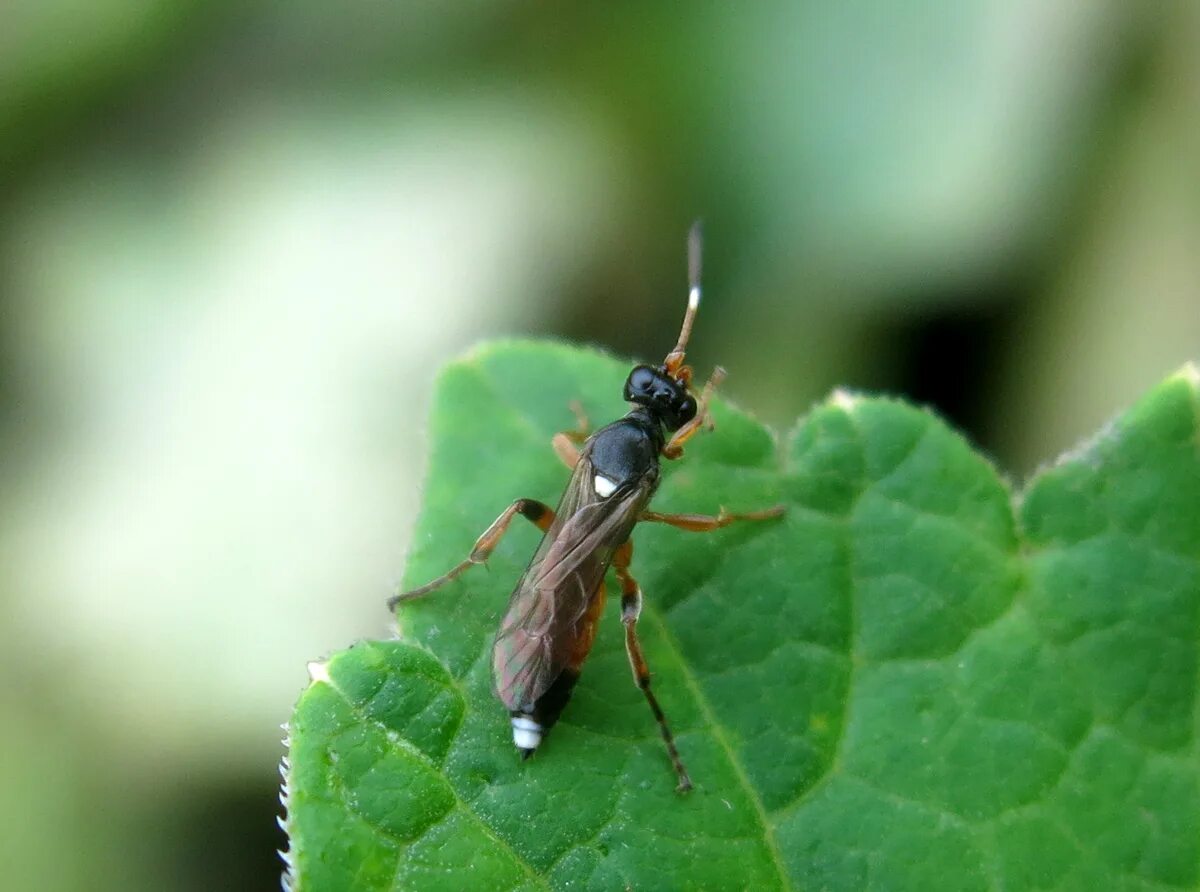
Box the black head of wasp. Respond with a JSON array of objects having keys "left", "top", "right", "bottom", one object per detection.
[{"left": 388, "top": 223, "right": 785, "bottom": 792}]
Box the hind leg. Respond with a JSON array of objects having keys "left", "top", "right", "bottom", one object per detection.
[
  {"left": 613, "top": 540, "right": 692, "bottom": 793},
  {"left": 387, "top": 499, "right": 555, "bottom": 608}
]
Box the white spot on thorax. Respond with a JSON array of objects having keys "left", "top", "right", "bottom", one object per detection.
[{"left": 593, "top": 474, "right": 618, "bottom": 498}]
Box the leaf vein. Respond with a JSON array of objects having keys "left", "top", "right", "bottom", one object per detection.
[
  {"left": 314, "top": 671, "right": 552, "bottom": 890},
  {"left": 641, "top": 603, "right": 794, "bottom": 889}
]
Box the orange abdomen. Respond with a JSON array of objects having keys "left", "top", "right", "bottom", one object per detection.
[{"left": 567, "top": 582, "right": 608, "bottom": 672}]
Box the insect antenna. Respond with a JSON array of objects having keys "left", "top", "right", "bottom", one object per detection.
[{"left": 664, "top": 220, "right": 703, "bottom": 375}]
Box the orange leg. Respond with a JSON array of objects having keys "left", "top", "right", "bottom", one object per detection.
[
  {"left": 663, "top": 367, "right": 725, "bottom": 459},
  {"left": 567, "top": 399, "right": 590, "bottom": 434},
  {"left": 640, "top": 504, "right": 785, "bottom": 532},
  {"left": 613, "top": 540, "right": 692, "bottom": 792},
  {"left": 387, "top": 499, "right": 554, "bottom": 608},
  {"left": 552, "top": 435, "right": 581, "bottom": 469},
  {"left": 551, "top": 400, "right": 591, "bottom": 469}
]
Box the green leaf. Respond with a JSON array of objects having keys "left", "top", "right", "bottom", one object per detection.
[{"left": 282, "top": 343, "right": 1200, "bottom": 891}]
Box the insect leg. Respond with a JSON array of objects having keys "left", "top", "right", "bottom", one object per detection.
[
  {"left": 640, "top": 504, "right": 785, "bottom": 531},
  {"left": 552, "top": 434, "right": 582, "bottom": 469},
  {"left": 613, "top": 540, "right": 693, "bottom": 792},
  {"left": 551, "top": 400, "right": 591, "bottom": 469},
  {"left": 387, "top": 499, "right": 555, "bottom": 609},
  {"left": 661, "top": 418, "right": 701, "bottom": 460},
  {"left": 567, "top": 399, "right": 590, "bottom": 434},
  {"left": 663, "top": 366, "right": 726, "bottom": 460}
]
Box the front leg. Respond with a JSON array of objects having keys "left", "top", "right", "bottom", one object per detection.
[
  {"left": 663, "top": 367, "right": 725, "bottom": 460},
  {"left": 551, "top": 400, "right": 591, "bottom": 469}
]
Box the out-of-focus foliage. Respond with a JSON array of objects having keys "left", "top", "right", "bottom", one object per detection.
[{"left": 0, "top": 1, "right": 1196, "bottom": 889}]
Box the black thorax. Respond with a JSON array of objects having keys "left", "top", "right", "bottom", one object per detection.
[{"left": 586, "top": 409, "right": 664, "bottom": 489}]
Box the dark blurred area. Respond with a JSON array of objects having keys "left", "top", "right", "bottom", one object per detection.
[{"left": 1, "top": 2, "right": 1197, "bottom": 889}]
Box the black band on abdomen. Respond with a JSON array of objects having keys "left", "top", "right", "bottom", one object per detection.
[{"left": 513, "top": 667, "right": 581, "bottom": 732}]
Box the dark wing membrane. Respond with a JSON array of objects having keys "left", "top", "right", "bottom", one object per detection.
[{"left": 492, "top": 456, "right": 652, "bottom": 711}]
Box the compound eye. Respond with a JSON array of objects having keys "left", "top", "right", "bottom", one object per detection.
[
  {"left": 624, "top": 365, "right": 659, "bottom": 401},
  {"left": 676, "top": 396, "right": 697, "bottom": 425}
]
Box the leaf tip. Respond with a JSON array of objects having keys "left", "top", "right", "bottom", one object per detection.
[
  {"left": 306, "top": 659, "right": 332, "bottom": 685},
  {"left": 829, "top": 387, "right": 861, "bottom": 413},
  {"left": 1171, "top": 361, "right": 1199, "bottom": 391}
]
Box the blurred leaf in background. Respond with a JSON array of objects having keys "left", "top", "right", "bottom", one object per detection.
[{"left": 0, "top": 1, "right": 1196, "bottom": 889}]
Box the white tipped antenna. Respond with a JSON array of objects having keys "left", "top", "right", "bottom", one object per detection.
[
  {"left": 666, "top": 220, "right": 703, "bottom": 372},
  {"left": 687, "top": 220, "right": 702, "bottom": 311}
]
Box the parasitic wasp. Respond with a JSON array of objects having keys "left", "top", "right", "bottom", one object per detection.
[{"left": 388, "top": 223, "right": 784, "bottom": 791}]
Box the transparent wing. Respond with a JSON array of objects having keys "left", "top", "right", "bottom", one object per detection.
[{"left": 492, "top": 456, "right": 653, "bottom": 711}]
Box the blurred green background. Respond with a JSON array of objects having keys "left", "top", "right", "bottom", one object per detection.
[{"left": 1, "top": 2, "right": 1197, "bottom": 889}]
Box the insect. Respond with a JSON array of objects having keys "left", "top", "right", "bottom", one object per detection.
[{"left": 388, "top": 224, "right": 784, "bottom": 791}]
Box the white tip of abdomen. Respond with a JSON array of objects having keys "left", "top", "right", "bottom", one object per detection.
[{"left": 512, "top": 716, "right": 544, "bottom": 752}]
